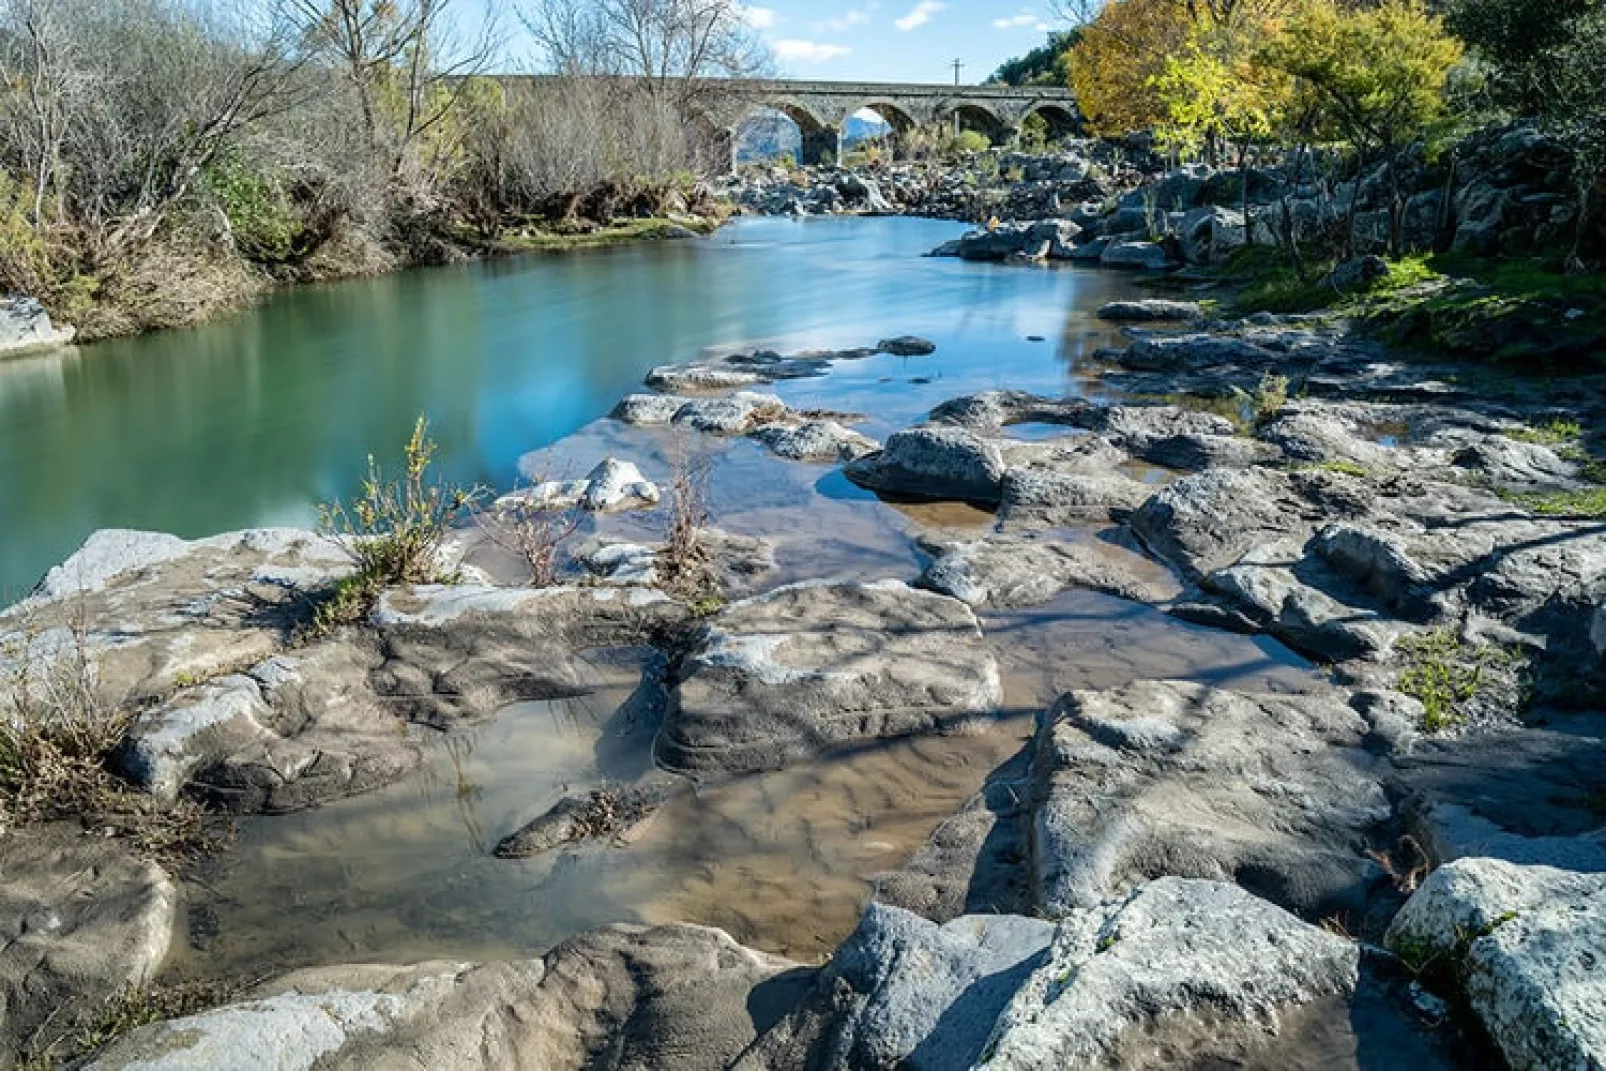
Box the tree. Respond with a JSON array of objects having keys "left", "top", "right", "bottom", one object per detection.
[
  {"left": 1445, "top": 0, "right": 1605, "bottom": 269},
  {"left": 989, "top": 30, "right": 1077, "bottom": 87},
  {"left": 1067, "top": 0, "right": 1192, "bottom": 135},
  {"left": 279, "top": 0, "right": 503, "bottom": 181},
  {"left": 1264, "top": 0, "right": 1462, "bottom": 256},
  {"left": 1155, "top": 19, "right": 1291, "bottom": 237}
]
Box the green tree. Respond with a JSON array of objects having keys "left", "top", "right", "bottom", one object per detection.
[
  {"left": 1445, "top": 0, "right": 1605, "bottom": 269},
  {"left": 1265, "top": 0, "right": 1463, "bottom": 256},
  {"left": 989, "top": 31, "right": 1078, "bottom": 87}
]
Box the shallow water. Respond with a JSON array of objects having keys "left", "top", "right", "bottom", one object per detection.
[{"left": 0, "top": 216, "right": 1136, "bottom": 598}]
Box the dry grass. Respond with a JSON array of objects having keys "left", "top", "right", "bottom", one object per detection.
[
  {"left": 656, "top": 454, "right": 720, "bottom": 611},
  {"left": 1366, "top": 834, "right": 1432, "bottom": 895},
  {"left": 475, "top": 483, "right": 584, "bottom": 588},
  {"left": 0, "top": 610, "right": 225, "bottom": 863}
]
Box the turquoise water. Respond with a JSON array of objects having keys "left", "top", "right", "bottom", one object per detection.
[{"left": 0, "top": 216, "right": 1135, "bottom": 597}]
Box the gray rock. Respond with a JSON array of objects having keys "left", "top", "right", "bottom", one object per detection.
[
  {"left": 1385, "top": 858, "right": 1606, "bottom": 1071},
  {"left": 997, "top": 467, "right": 1154, "bottom": 526},
  {"left": 656, "top": 581, "right": 1002, "bottom": 775},
  {"left": 928, "top": 391, "right": 1098, "bottom": 433},
  {"left": 1323, "top": 255, "right": 1389, "bottom": 292},
  {"left": 916, "top": 533, "right": 1170, "bottom": 608},
  {"left": 0, "top": 827, "right": 176, "bottom": 1058},
  {"left": 1032, "top": 681, "right": 1389, "bottom": 916},
  {"left": 1129, "top": 467, "right": 1307, "bottom": 580},
  {"left": 84, "top": 923, "right": 807, "bottom": 1071},
  {"left": 1100, "top": 240, "right": 1173, "bottom": 270},
  {"left": 736, "top": 905, "right": 1054, "bottom": 1071},
  {"left": 980, "top": 878, "right": 1360, "bottom": 1069},
  {"left": 1096, "top": 299, "right": 1205, "bottom": 322},
  {"left": 0, "top": 295, "right": 75, "bottom": 357},
  {"left": 878, "top": 335, "right": 937, "bottom": 357},
  {"left": 1131, "top": 432, "right": 1280, "bottom": 471},
  {"left": 611, "top": 393, "right": 691, "bottom": 426},
  {"left": 672, "top": 391, "right": 789, "bottom": 435},
  {"left": 750, "top": 420, "right": 878, "bottom": 462},
  {"left": 845, "top": 426, "right": 1008, "bottom": 504},
  {"left": 497, "top": 457, "right": 660, "bottom": 513},
  {"left": 1177, "top": 205, "right": 1246, "bottom": 265}
]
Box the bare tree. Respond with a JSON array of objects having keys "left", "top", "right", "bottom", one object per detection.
[
  {"left": 523, "top": 0, "right": 771, "bottom": 104},
  {"left": 278, "top": 0, "right": 504, "bottom": 180}
]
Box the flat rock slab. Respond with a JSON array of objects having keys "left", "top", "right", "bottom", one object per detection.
[
  {"left": 916, "top": 532, "right": 1175, "bottom": 609},
  {"left": 1032, "top": 680, "right": 1391, "bottom": 917},
  {"left": 0, "top": 827, "right": 176, "bottom": 1058},
  {"left": 845, "top": 426, "right": 1009, "bottom": 505},
  {"left": 656, "top": 580, "right": 1003, "bottom": 775},
  {"left": 0, "top": 528, "right": 351, "bottom": 704},
  {"left": 83, "top": 923, "right": 809, "bottom": 1071},
  {"left": 1386, "top": 858, "right": 1606, "bottom": 1071}
]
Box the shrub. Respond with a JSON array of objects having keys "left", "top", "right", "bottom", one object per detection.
[
  {"left": 206, "top": 156, "right": 301, "bottom": 264},
  {"left": 947, "top": 130, "right": 991, "bottom": 156},
  {"left": 476, "top": 484, "right": 583, "bottom": 587},
  {"left": 657, "top": 455, "right": 719, "bottom": 611},
  {"left": 313, "top": 417, "right": 480, "bottom": 632}
]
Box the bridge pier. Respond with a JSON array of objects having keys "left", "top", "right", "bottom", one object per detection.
[{"left": 800, "top": 126, "right": 842, "bottom": 167}]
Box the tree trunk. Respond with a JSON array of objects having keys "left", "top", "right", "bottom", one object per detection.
[
  {"left": 1239, "top": 138, "right": 1253, "bottom": 249},
  {"left": 1280, "top": 142, "right": 1309, "bottom": 281}
]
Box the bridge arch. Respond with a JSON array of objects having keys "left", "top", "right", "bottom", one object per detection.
[
  {"left": 947, "top": 102, "right": 1013, "bottom": 146},
  {"left": 1022, "top": 102, "right": 1081, "bottom": 144},
  {"left": 850, "top": 100, "right": 919, "bottom": 135}
]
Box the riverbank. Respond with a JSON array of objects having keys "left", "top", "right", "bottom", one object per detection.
[{"left": 2, "top": 210, "right": 1604, "bottom": 1067}]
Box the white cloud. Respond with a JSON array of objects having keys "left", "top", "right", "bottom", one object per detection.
[
  {"left": 816, "top": 8, "right": 872, "bottom": 33},
  {"left": 992, "top": 12, "right": 1046, "bottom": 29},
  {"left": 894, "top": 1, "right": 945, "bottom": 31},
  {"left": 773, "top": 38, "right": 853, "bottom": 63},
  {"left": 741, "top": 5, "right": 778, "bottom": 29}
]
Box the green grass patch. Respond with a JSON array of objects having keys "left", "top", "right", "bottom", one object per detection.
[
  {"left": 1395, "top": 628, "right": 1517, "bottom": 732},
  {"left": 1502, "top": 419, "right": 1584, "bottom": 445},
  {"left": 1503, "top": 486, "right": 1606, "bottom": 518},
  {"left": 1293, "top": 459, "right": 1373, "bottom": 478},
  {"left": 487, "top": 216, "right": 721, "bottom": 253}
]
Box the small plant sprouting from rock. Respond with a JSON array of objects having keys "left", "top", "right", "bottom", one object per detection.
[
  {"left": 657, "top": 453, "right": 721, "bottom": 612},
  {"left": 1502, "top": 419, "right": 1583, "bottom": 446},
  {"left": 1230, "top": 372, "right": 1290, "bottom": 431},
  {"left": 1366, "top": 834, "right": 1432, "bottom": 895},
  {"left": 312, "top": 417, "right": 481, "bottom": 634},
  {"left": 1395, "top": 629, "right": 1515, "bottom": 732},
  {"left": 476, "top": 484, "right": 584, "bottom": 588}
]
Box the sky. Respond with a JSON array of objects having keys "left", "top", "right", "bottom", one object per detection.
[{"left": 736, "top": 1, "right": 1065, "bottom": 83}]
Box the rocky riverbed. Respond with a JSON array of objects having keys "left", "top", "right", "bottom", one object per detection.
[{"left": 2, "top": 259, "right": 1604, "bottom": 1068}]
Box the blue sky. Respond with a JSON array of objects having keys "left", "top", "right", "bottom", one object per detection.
[{"left": 738, "top": 2, "right": 1064, "bottom": 82}]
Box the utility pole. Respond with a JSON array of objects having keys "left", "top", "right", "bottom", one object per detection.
[{"left": 951, "top": 59, "right": 964, "bottom": 139}]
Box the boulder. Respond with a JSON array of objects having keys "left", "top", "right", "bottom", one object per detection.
[
  {"left": 0, "top": 827, "right": 176, "bottom": 1058},
  {"left": 656, "top": 581, "right": 1002, "bottom": 775},
  {"left": 844, "top": 426, "right": 1008, "bottom": 505},
  {"left": 981, "top": 879, "right": 1359, "bottom": 1069},
  {"left": 997, "top": 467, "right": 1154, "bottom": 526},
  {"left": 1031, "top": 681, "right": 1390, "bottom": 916},
  {"left": 877, "top": 335, "right": 937, "bottom": 357},
  {"left": 1323, "top": 255, "right": 1390, "bottom": 293},
  {"left": 0, "top": 295, "right": 75, "bottom": 357},
  {"left": 736, "top": 905, "right": 1054, "bottom": 1071},
  {"left": 83, "top": 923, "right": 809, "bottom": 1071},
  {"left": 611, "top": 393, "right": 690, "bottom": 426},
  {"left": 1177, "top": 205, "right": 1246, "bottom": 265},
  {"left": 1385, "top": 858, "right": 1606, "bottom": 1071},
  {"left": 497, "top": 458, "right": 660, "bottom": 513},
  {"left": 1096, "top": 299, "right": 1205, "bottom": 323},
  {"left": 673, "top": 392, "right": 789, "bottom": 435},
  {"left": 1099, "top": 241, "right": 1173, "bottom": 270},
  {"left": 927, "top": 391, "right": 1098, "bottom": 433},
  {"left": 1129, "top": 467, "right": 1308, "bottom": 580}
]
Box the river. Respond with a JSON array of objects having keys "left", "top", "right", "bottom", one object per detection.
[
  {"left": 4, "top": 215, "right": 1142, "bottom": 599},
  {"left": 2, "top": 216, "right": 1318, "bottom": 980}
]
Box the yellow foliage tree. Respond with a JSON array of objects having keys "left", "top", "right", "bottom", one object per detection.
[{"left": 1068, "top": 0, "right": 1192, "bottom": 136}]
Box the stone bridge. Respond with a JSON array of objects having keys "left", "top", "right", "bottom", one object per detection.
[{"left": 724, "top": 80, "right": 1081, "bottom": 164}]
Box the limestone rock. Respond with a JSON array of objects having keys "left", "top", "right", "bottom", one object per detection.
[
  {"left": 83, "top": 923, "right": 807, "bottom": 1071},
  {"left": 673, "top": 392, "right": 789, "bottom": 435},
  {"left": 917, "top": 533, "right": 1169, "bottom": 608},
  {"left": 656, "top": 581, "right": 1002, "bottom": 775},
  {"left": 1100, "top": 240, "right": 1173, "bottom": 270},
  {"left": 997, "top": 467, "right": 1154, "bottom": 526},
  {"left": 980, "top": 878, "right": 1360, "bottom": 1069},
  {"left": 1386, "top": 858, "right": 1606, "bottom": 1071},
  {"left": 1031, "top": 681, "right": 1390, "bottom": 916},
  {"left": 878, "top": 335, "right": 937, "bottom": 357},
  {"left": 844, "top": 426, "right": 1008, "bottom": 504},
  {"left": 750, "top": 420, "right": 878, "bottom": 462},
  {"left": 497, "top": 458, "right": 660, "bottom": 513},
  {"left": 736, "top": 905, "right": 1054, "bottom": 1071},
  {"left": 0, "top": 295, "right": 75, "bottom": 357},
  {"left": 0, "top": 827, "right": 176, "bottom": 1058},
  {"left": 1096, "top": 299, "right": 1205, "bottom": 322}
]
